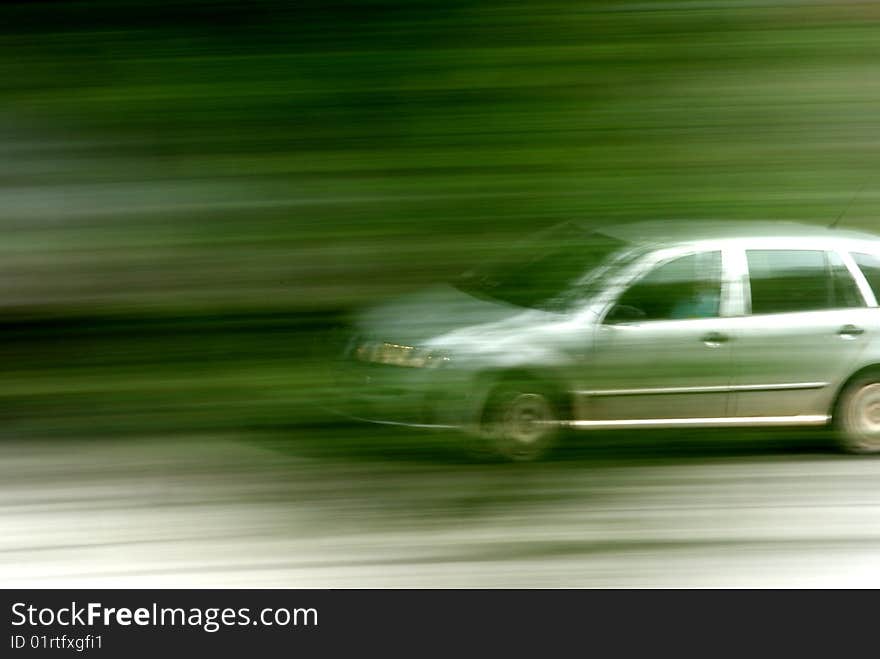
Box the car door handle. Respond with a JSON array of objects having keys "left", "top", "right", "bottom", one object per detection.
[
  {"left": 701, "top": 331, "right": 729, "bottom": 346},
  {"left": 838, "top": 324, "right": 865, "bottom": 338}
]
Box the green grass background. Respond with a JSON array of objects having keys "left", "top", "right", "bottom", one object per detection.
[{"left": 2, "top": 0, "right": 879, "bottom": 437}]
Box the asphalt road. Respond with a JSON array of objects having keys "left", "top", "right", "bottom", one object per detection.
[{"left": 4, "top": 428, "right": 880, "bottom": 587}]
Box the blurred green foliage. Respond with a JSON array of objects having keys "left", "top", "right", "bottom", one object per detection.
[{"left": 2, "top": 0, "right": 880, "bottom": 437}]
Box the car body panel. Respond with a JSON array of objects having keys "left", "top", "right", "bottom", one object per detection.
[
  {"left": 725, "top": 307, "right": 877, "bottom": 417},
  {"left": 580, "top": 317, "right": 734, "bottom": 419}
]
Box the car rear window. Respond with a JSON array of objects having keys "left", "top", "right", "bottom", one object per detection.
[{"left": 746, "top": 249, "right": 864, "bottom": 314}]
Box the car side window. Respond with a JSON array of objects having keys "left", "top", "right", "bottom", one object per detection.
[
  {"left": 852, "top": 252, "right": 880, "bottom": 301},
  {"left": 606, "top": 251, "right": 722, "bottom": 323},
  {"left": 828, "top": 251, "right": 865, "bottom": 309},
  {"left": 746, "top": 249, "right": 864, "bottom": 315}
]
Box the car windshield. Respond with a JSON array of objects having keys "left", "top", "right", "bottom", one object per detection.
[{"left": 453, "top": 224, "right": 631, "bottom": 311}]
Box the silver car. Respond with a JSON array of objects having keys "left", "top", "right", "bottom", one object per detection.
[{"left": 336, "top": 220, "right": 880, "bottom": 459}]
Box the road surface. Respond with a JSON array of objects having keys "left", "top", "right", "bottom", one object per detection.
[{"left": 4, "top": 428, "right": 880, "bottom": 587}]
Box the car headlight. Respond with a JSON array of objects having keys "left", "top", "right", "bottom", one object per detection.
[{"left": 355, "top": 342, "right": 450, "bottom": 368}]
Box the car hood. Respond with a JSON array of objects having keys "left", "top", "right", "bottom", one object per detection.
[{"left": 354, "top": 283, "right": 528, "bottom": 346}]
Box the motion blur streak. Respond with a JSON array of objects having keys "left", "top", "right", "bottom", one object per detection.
[{"left": 4, "top": 1, "right": 880, "bottom": 586}]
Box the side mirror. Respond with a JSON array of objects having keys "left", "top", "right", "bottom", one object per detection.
[{"left": 605, "top": 303, "right": 646, "bottom": 324}]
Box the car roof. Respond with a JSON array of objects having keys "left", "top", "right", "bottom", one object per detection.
[{"left": 592, "top": 219, "right": 880, "bottom": 248}]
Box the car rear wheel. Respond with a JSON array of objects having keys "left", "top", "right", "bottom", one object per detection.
[
  {"left": 836, "top": 378, "right": 880, "bottom": 454},
  {"left": 481, "top": 385, "right": 561, "bottom": 461}
]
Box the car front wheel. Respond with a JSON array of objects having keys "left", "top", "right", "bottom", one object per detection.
[{"left": 481, "top": 385, "right": 561, "bottom": 461}]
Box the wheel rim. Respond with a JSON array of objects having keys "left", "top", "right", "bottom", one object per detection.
[
  {"left": 501, "top": 393, "right": 554, "bottom": 446},
  {"left": 845, "top": 383, "right": 880, "bottom": 451}
]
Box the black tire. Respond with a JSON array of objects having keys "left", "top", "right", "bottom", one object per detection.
[
  {"left": 480, "top": 384, "right": 562, "bottom": 461},
  {"left": 835, "top": 374, "right": 880, "bottom": 454}
]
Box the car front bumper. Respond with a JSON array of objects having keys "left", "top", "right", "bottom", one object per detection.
[{"left": 327, "top": 358, "right": 476, "bottom": 431}]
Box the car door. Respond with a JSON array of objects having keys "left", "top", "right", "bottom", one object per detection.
[
  {"left": 578, "top": 247, "right": 736, "bottom": 421},
  {"left": 727, "top": 247, "right": 876, "bottom": 418}
]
